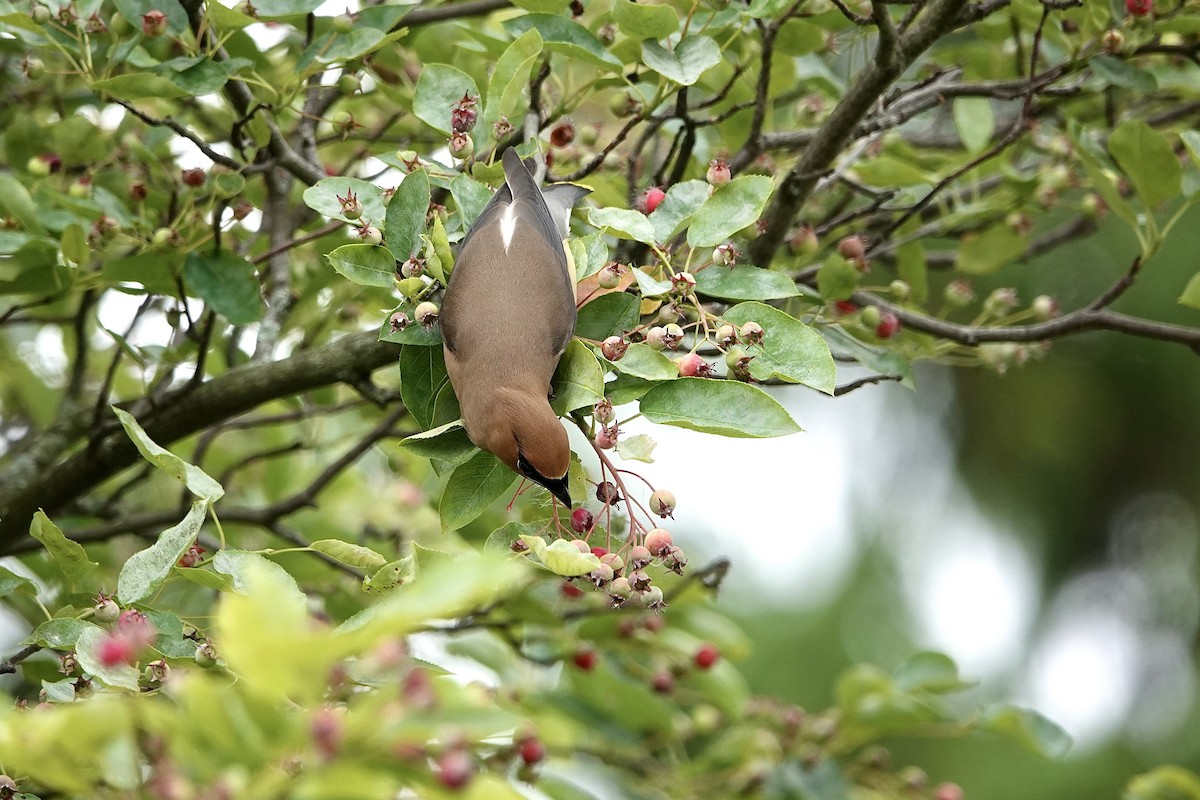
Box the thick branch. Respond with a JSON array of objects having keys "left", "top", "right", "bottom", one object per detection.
[
  {"left": 749, "top": 0, "right": 970, "bottom": 265},
  {"left": 0, "top": 331, "right": 399, "bottom": 553}
]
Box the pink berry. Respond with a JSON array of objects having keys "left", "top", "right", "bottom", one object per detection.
[
  {"left": 97, "top": 634, "right": 137, "bottom": 667},
  {"left": 450, "top": 93, "right": 478, "bottom": 133},
  {"left": 651, "top": 670, "right": 674, "bottom": 693},
  {"left": 311, "top": 706, "right": 343, "bottom": 761},
  {"left": 595, "top": 427, "right": 616, "bottom": 449},
  {"left": 600, "top": 335, "right": 627, "bottom": 361},
  {"left": 707, "top": 158, "right": 731, "bottom": 186},
  {"left": 837, "top": 235, "right": 865, "bottom": 260},
  {"left": 628, "top": 545, "right": 652, "bottom": 570},
  {"left": 571, "top": 508, "right": 594, "bottom": 534},
  {"left": 676, "top": 352, "right": 705, "bottom": 377},
  {"left": 643, "top": 186, "right": 666, "bottom": 214},
  {"left": 141, "top": 9, "right": 167, "bottom": 35},
  {"left": 572, "top": 649, "right": 597, "bottom": 671},
  {"left": 694, "top": 643, "right": 720, "bottom": 670},
  {"left": 435, "top": 748, "right": 473, "bottom": 790},
  {"left": 644, "top": 528, "right": 673, "bottom": 557},
  {"left": 117, "top": 609, "right": 157, "bottom": 647},
  {"left": 934, "top": 783, "right": 965, "bottom": 800},
  {"left": 875, "top": 312, "right": 900, "bottom": 339}
]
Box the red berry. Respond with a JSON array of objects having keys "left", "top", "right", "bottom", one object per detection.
[
  {"left": 650, "top": 670, "right": 674, "bottom": 693},
  {"left": 311, "top": 706, "right": 343, "bottom": 761},
  {"left": 550, "top": 119, "right": 575, "bottom": 148},
  {"left": 643, "top": 186, "right": 666, "bottom": 214},
  {"left": 590, "top": 546, "right": 607, "bottom": 558},
  {"left": 435, "top": 748, "right": 473, "bottom": 790},
  {"left": 181, "top": 167, "right": 206, "bottom": 187},
  {"left": 96, "top": 634, "right": 137, "bottom": 667},
  {"left": 595, "top": 481, "right": 620, "bottom": 505},
  {"left": 834, "top": 300, "right": 858, "bottom": 314},
  {"left": 117, "top": 609, "right": 157, "bottom": 647},
  {"left": 560, "top": 581, "right": 584, "bottom": 599},
  {"left": 1125, "top": 0, "right": 1151, "bottom": 15},
  {"left": 177, "top": 544, "right": 205, "bottom": 568},
  {"left": 450, "top": 93, "right": 478, "bottom": 133},
  {"left": 572, "top": 649, "right": 597, "bottom": 671},
  {"left": 875, "top": 312, "right": 900, "bottom": 339},
  {"left": 518, "top": 736, "right": 546, "bottom": 765},
  {"left": 676, "top": 352, "right": 712, "bottom": 378},
  {"left": 694, "top": 643, "right": 720, "bottom": 670},
  {"left": 571, "top": 508, "right": 594, "bottom": 534}
]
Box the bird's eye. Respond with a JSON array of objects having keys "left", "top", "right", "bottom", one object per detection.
[{"left": 516, "top": 455, "right": 539, "bottom": 480}]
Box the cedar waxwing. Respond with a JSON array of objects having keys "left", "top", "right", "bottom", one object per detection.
[{"left": 441, "top": 148, "right": 591, "bottom": 508}]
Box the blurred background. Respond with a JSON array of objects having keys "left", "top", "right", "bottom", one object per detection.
[{"left": 617, "top": 207, "right": 1200, "bottom": 799}]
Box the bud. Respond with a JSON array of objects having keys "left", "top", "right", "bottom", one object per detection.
[
  {"left": 30, "top": 3, "right": 50, "bottom": 23},
  {"left": 399, "top": 257, "right": 424, "bottom": 279},
  {"left": 181, "top": 167, "right": 206, "bottom": 187},
  {"left": 68, "top": 176, "right": 92, "bottom": 200},
  {"left": 141, "top": 9, "right": 167, "bottom": 36},
  {"left": 26, "top": 153, "right": 60, "bottom": 176},
  {"left": 600, "top": 335, "right": 627, "bottom": 361},
  {"left": 788, "top": 225, "right": 819, "bottom": 256},
  {"left": 984, "top": 287, "right": 1018, "bottom": 316},
  {"left": 943, "top": 279, "right": 974, "bottom": 308},
  {"left": 23, "top": 56, "right": 44, "bottom": 79},
  {"left": 597, "top": 262, "right": 623, "bottom": 290},
  {"left": 837, "top": 235, "right": 865, "bottom": 260},
  {"left": 640, "top": 585, "right": 666, "bottom": 611},
  {"left": 889, "top": 279, "right": 910, "bottom": 301},
  {"left": 415, "top": 301, "right": 439, "bottom": 326},
  {"left": 449, "top": 131, "right": 474, "bottom": 160},
  {"left": 651, "top": 670, "right": 674, "bottom": 693},
  {"left": 645, "top": 326, "right": 667, "bottom": 350},
  {"left": 389, "top": 311, "right": 410, "bottom": 331},
  {"left": 712, "top": 243, "right": 739, "bottom": 267},
  {"left": 725, "top": 347, "right": 753, "bottom": 379},
  {"left": 595, "top": 426, "right": 616, "bottom": 450},
  {"left": 593, "top": 398, "right": 615, "bottom": 424},
  {"left": 356, "top": 224, "right": 382, "bottom": 245},
  {"left": 1102, "top": 28, "right": 1124, "bottom": 53},
  {"left": 492, "top": 116, "right": 514, "bottom": 139},
  {"left": 706, "top": 158, "right": 731, "bottom": 186},
  {"left": 94, "top": 596, "right": 120, "bottom": 623},
  {"left": 1031, "top": 294, "right": 1058, "bottom": 321},
  {"left": 664, "top": 545, "right": 687, "bottom": 574},
  {"left": 715, "top": 324, "right": 737, "bottom": 349},
  {"left": 662, "top": 323, "right": 685, "bottom": 349},
  {"left": 859, "top": 305, "right": 881, "bottom": 328},
  {"left": 129, "top": 181, "right": 148, "bottom": 201},
  {"left": 194, "top": 642, "right": 217, "bottom": 668},
  {"left": 232, "top": 199, "right": 254, "bottom": 220},
  {"left": 671, "top": 271, "right": 696, "bottom": 295},
  {"left": 738, "top": 321, "right": 764, "bottom": 345},
  {"left": 337, "top": 189, "right": 362, "bottom": 219}
]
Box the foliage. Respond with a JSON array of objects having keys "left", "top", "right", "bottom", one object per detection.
[{"left": 0, "top": 0, "right": 1198, "bottom": 796}]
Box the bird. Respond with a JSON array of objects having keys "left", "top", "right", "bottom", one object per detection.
[{"left": 440, "top": 147, "right": 591, "bottom": 508}]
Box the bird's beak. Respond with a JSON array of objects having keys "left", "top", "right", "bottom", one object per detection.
[{"left": 541, "top": 475, "right": 572, "bottom": 508}]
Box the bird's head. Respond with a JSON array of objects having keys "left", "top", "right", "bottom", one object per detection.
[{"left": 481, "top": 390, "right": 572, "bottom": 508}]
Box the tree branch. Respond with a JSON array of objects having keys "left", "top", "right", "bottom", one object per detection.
[{"left": 0, "top": 331, "right": 400, "bottom": 553}]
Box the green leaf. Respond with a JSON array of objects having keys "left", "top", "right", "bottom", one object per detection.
[
  {"left": 978, "top": 705, "right": 1072, "bottom": 759},
  {"left": 893, "top": 651, "right": 975, "bottom": 694},
  {"left": 572, "top": 234, "right": 611, "bottom": 280},
  {"left": 450, "top": 174, "right": 492, "bottom": 231},
  {"left": 112, "top": 408, "right": 224, "bottom": 502},
  {"left": 1073, "top": 139, "right": 1140, "bottom": 228},
  {"left": 326, "top": 244, "right": 396, "bottom": 289},
  {"left": 523, "top": 535, "right": 601, "bottom": 576},
  {"left": 174, "top": 566, "right": 233, "bottom": 592},
  {"left": 483, "top": 28, "right": 543, "bottom": 135},
  {"left": 724, "top": 302, "right": 836, "bottom": 393},
  {"left": 576, "top": 292, "right": 640, "bottom": 340},
  {"left": 613, "top": 0, "right": 677, "bottom": 39},
  {"left": 824, "top": 326, "right": 915, "bottom": 389},
  {"left": 1182, "top": 131, "right": 1200, "bottom": 172},
  {"left": 401, "top": 419, "right": 478, "bottom": 468},
  {"left": 0, "top": 173, "right": 45, "bottom": 234},
  {"left": 315, "top": 28, "right": 387, "bottom": 63},
  {"left": 552, "top": 340, "right": 605, "bottom": 415},
  {"left": 640, "top": 378, "right": 801, "bottom": 438},
  {"left": 25, "top": 618, "right": 98, "bottom": 649},
  {"left": 484, "top": 520, "right": 547, "bottom": 553},
  {"left": 363, "top": 556, "right": 416, "bottom": 593},
  {"left": 650, "top": 180, "right": 710, "bottom": 243},
  {"left": 606, "top": 373, "right": 656, "bottom": 405},
  {"left": 1109, "top": 119, "right": 1182, "bottom": 209},
  {"left": 399, "top": 344, "right": 457, "bottom": 430},
  {"left": 616, "top": 433, "right": 657, "bottom": 462},
  {"left": 954, "top": 224, "right": 1027, "bottom": 275},
  {"left": 310, "top": 539, "right": 389, "bottom": 570},
  {"left": 695, "top": 266, "right": 799, "bottom": 302},
  {"left": 642, "top": 36, "right": 722, "bottom": 86},
  {"left": 117, "top": 501, "right": 207, "bottom": 604},
  {"left": 632, "top": 267, "right": 673, "bottom": 297},
  {"left": 414, "top": 64, "right": 480, "bottom": 135},
  {"left": 503, "top": 14, "right": 623, "bottom": 72},
  {"left": 29, "top": 510, "right": 97, "bottom": 590},
  {"left": 1090, "top": 55, "right": 1157, "bottom": 92},
  {"left": 111, "top": 0, "right": 187, "bottom": 34},
  {"left": 439, "top": 450, "right": 517, "bottom": 531},
  {"left": 92, "top": 73, "right": 192, "bottom": 101},
  {"left": 1179, "top": 271, "right": 1200, "bottom": 310},
  {"left": 588, "top": 207, "right": 656, "bottom": 244},
  {"left": 102, "top": 253, "right": 176, "bottom": 293},
  {"left": 252, "top": 0, "right": 323, "bottom": 15},
  {"left": 687, "top": 175, "right": 774, "bottom": 248},
  {"left": 182, "top": 251, "right": 263, "bottom": 324},
  {"left": 430, "top": 215, "right": 455, "bottom": 279},
  {"left": 302, "top": 176, "right": 388, "bottom": 224},
  {"left": 386, "top": 169, "right": 431, "bottom": 262},
  {"left": 60, "top": 223, "right": 88, "bottom": 266},
  {"left": 0, "top": 565, "right": 36, "bottom": 600},
  {"left": 213, "top": 550, "right": 307, "bottom": 614},
  {"left": 775, "top": 18, "right": 825, "bottom": 55},
  {"left": 855, "top": 156, "right": 931, "bottom": 187},
  {"left": 1125, "top": 765, "right": 1200, "bottom": 800},
  {"left": 75, "top": 626, "right": 139, "bottom": 691},
  {"left": 953, "top": 97, "right": 994, "bottom": 153},
  {"left": 606, "top": 342, "right": 678, "bottom": 381}
]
